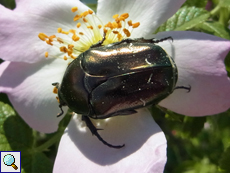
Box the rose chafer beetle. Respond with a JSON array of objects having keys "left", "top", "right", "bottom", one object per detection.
[{"left": 53, "top": 36, "right": 190, "bottom": 149}]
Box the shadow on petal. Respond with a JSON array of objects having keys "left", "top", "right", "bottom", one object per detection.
[{"left": 55, "top": 108, "right": 166, "bottom": 171}]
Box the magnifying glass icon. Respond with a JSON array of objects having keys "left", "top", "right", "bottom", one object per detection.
[{"left": 3, "top": 154, "right": 18, "bottom": 170}]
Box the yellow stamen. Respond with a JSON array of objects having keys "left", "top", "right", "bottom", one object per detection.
[
  {"left": 113, "top": 14, "right": 119, "bottom": 19},
  {"left": 57, "top": 37, "right": 64, "bottom": 43},
  {"left": 56, "top": 96, "right": 60, "bottom": 103},
  {"left": 70, "top": 55, "right": 76, "bottom": 59},
  {"left": 60, "top": 46, "right": 67, "bottom": 53},
  {"left": 104, "top": 28, "right": 108, "bottom": 34},
  {"left": 120, "top": 13, "right": 129, "bottom": 20},
  {"left": 68, "top": 44, "right": 74, "bottom": 49},
  {"left": 45, "top": 52, "right": 49, "bottom": 57},
  {"left": 53, "top": 87, "right": 58, "bottom": 94},
  {"left": 71, "top": 7, "right": 78, "bottom": 12},
  {"left": 57, "top": 28, "right": 62, "bottom": 33},
  {"left": 63, "top": 56, "right": 68, "bottom": 60},
  {"left": 88, "top": 9, "right": 93, "bottom": 14},
  {"left": 69, "top": 29, "right": 76, "bottom": 34},
  {"left": 38, "top": 9, "right": 141, "bottom": 67},
  {"left": 73, "top": 15, "right": 81, "bottom": 21},
  {"left": 87, "top": 26, "right": 93, "bottom": 30},
  {"left": 38, "top": 33, "right": 48, "bottom": 41},
  {"left": 123, "top": 28, "right": 131, "bottom": 37},
  {"left": 72, "top": 35, "right": 80, "bottom": 41},
  {"left": 83, "top": 18, "right": 88, "bottom": 22},
  {"left": 117, "top": 33, "right": 122, "bottom": 41},
  {"left": 76, "top": 23, "right": 81, "bottom": 28},
  {"left": 113, "top": 31, "right": 119, "bottom": 34},
  {"left": 128, "top": 20, "right": 132, "bottom": 26},
  {"left": 132, "top": 22, "right": 140, "bottom": 28},
  {"left": 46, "top": 39, "right": 53, "bottom": 46},
  {"left": 49, "top": 35, "right": 56, "bottom": 39},
  {"left": 81, "top": 11, "right": 89, "bottom": 17},
  {"left": 112, "top": 22, "right": 118, "bottom": 28},
  {"left": 105, "top": 22, "right": 113, "bottom": 29},
  {"left": 61, "top": 30, "right": 69, "bottom": 35}
]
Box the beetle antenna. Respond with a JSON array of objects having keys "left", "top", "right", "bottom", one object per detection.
[
  {"left": 174, "top": 85, "right": 191, "bottom": 93},
  {"left": 52, "top": 82, "right": 59, "bottom": 88},
  {"left": 91, "top": 32, "right": 106, "bottom": 48},
  {"left": 82, "top": 115, "right": 125, "bottom": 149}
]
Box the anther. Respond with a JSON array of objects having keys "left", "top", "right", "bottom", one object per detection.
[
  {"left": 120, "top": 13, "right": 129, "bottom": 21},
  {"left": 74, "top": 15, "right": 81, "bottom": 21},
  {"left": 113, "top": 31, "right": 119, "bottom": 34},
  {"left": 113, "top": 14, "right": 119, "bottom": 19},
  {"left": 128, "top": 20, "right": 132, "bottom": 26},
  {"left": 117, "top": 33, "right": 122, "bottom": 41},
  {"left": 45, "top": 52, "right": 49, "bottom": 58},
  {"left": 88, "top": 9, "right": 93, "bottom": 14},
  {"left": 53, "top": 87, "right": 58, "bottom": 94},
  {"left": 87, "top": 26, "right": 93, "bottom": 30},
  {"left": 63, "top": 56, "right": 68, "bottom": 60},
  {"left": 57, "top": 37, "right": 64, "bottom": 43},
  {"left": 83, "top": 18, "right": 88, "bottom": 23},
  {"left": 123, "top": 28, "right": 131, "bottom": 37},
  {"left": 76, "top": 23, "right": 81, "bottom": 28},
  {"left": 71, "top": 7, "right": 78, "bottom": 12},
  {"left": 72, "top": 35, "right": 80, "bottom": 41},
  {"left": 112, "top": 22, "right": 118, "bottom": 28},
  {"left": 38, "top": 33, "right": 48, "bottom": 41},
  {"left": 61, "top": 30, "right": 69, "bottom": 35},
  {"left": 57, "top": 28, "right": 62, "bottom": 33},
  {"left": 81, "top": 11, "right": 89, "bottom": 17},
  {"left": 132, "top": 22, "right": 140, "bottom": 28}
]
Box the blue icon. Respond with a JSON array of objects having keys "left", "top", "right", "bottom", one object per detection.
[{"left": 3, "top": 154, "right": 18, "bottom": 170}]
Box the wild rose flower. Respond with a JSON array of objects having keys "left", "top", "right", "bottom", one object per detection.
[{"left": 0, "top": 0, "right": 230, "bottom": 172}]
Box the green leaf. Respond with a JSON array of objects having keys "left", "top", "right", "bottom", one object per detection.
[
  {"left": 87, "top": 3, "right": 97, "bottom": 12},
  {"left": 0, "top": 0, "right": 15, "bottom": 9},
  {"left": 182, "top": 116, "right": 206, "bottom": 138},
  {"left": 155, "top": 6, "right": 210, "bottom": 33},
  {"left": 219, "top": 0, "right": 230, "bottom": 8},
  {"left": 225, "top": 52, "right": 230, "bottom": 77},
  {"left": 219, "top": 146, "right": 230, "bottom": 172},
  {"left": 182, "top": 0, "right": 208, "bottom": 8},
  {"left": 197, "top": 21, "right": 230, "bottom": 39},
  {"left": 0, "top": 102, "right": 53, "bottom": 173}
]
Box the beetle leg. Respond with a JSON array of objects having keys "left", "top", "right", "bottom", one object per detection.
[
  {"left": 112, "top": 37, "right": 173, "bottom": 45},
  {"left": 82, "top": 115, "right": 125, "bottom": 149},
  {"left": 152, "top": 36, "right": 173, "bottom": 43},
  {"left": 174, "top": 85, "right": 191, "bottom": 93},
  {"left": 57, "top": 104, "right": 65, "bottom": 117}
]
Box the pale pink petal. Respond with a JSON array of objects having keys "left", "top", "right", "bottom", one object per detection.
[
  {"left": 54, "top": 109, "right": 166, "bottom": 173},
  {"left": 154, "top": 31, "right": 230, "bottom": 116},
  {"left": 97, "top": 0, "right": 186, "bottom": 38},
  {"left": 0, "top": 60, "right": 69, "bottom": 132},
  {"left": 0, "top": 0, "right": 91, "bottom": 63}
]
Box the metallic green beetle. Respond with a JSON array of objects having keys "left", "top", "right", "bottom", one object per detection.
[{"left": 53, "top": 37, "right": 190, "bottom": 149}]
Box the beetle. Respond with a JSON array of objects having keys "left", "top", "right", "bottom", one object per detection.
[{"left": 53, "top": 36, "right": 190, "bottom": 149}]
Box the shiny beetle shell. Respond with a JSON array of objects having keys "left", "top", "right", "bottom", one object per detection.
[{"left": 57, "top": 37, "right": 178, "bottom": 119}]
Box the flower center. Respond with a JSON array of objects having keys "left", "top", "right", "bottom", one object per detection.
[{"left": 38, "top": 6, "right": 140, "bottom": 62}]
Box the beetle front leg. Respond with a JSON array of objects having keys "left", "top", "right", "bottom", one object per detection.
[
  {"left": 82, "top": 115, "right": 125, "bottom": 149},
  {"left": 174, "top": 85, "right": 191, "bottom": 93}
]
